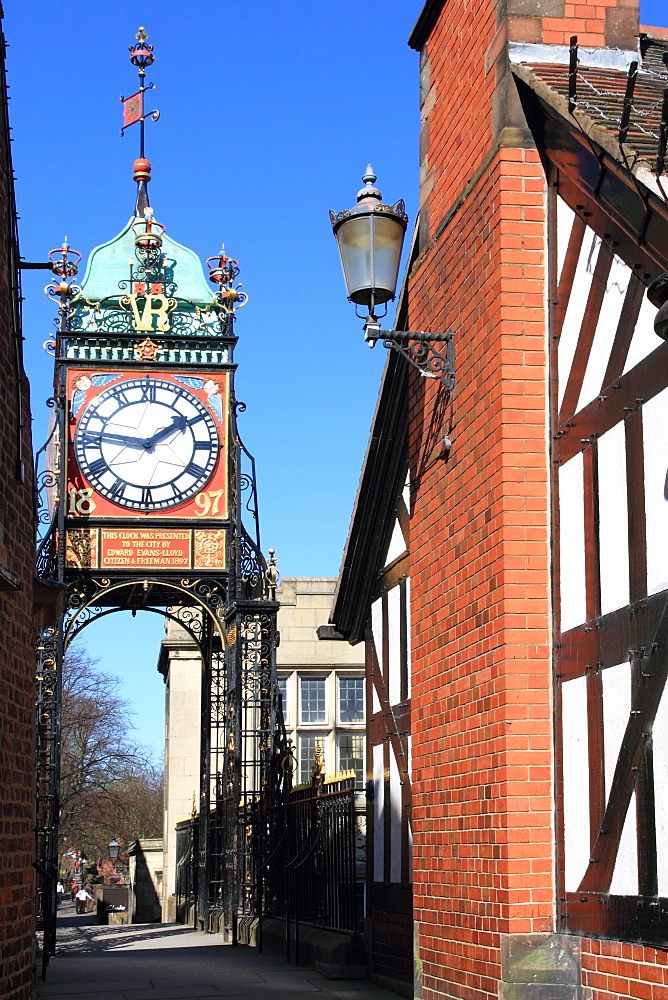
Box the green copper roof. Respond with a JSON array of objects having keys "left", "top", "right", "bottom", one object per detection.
[{"left": 74, "top": 216, "right": 218, "bottom": 307}]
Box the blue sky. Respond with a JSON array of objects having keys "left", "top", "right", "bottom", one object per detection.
[{"left": 5, "top": 1, "right": 666, "bottom": 758}]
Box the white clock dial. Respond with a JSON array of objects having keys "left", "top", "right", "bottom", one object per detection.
[{"left": 74, "top": 377, "right": 220, "bottom": 511}]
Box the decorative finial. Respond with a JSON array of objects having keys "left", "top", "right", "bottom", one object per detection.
[
  {"left": 129, "top": 28, "right": 154, "bottom": 73},
  {"left": 206, "top": 246, "right": 248, "bottom": 314},
  {"left": 357, "top": 164, "right": 382, "bottom": 202},
  {"left": 45, "top": 242, "right": 82, "bottom": 304},
  {"left": 131, "top": 206, "right": 165, "bottom": 250},
  {"left": 265, "top": 548, "right": 279, "bottom": 599},
  {"left": 121, "top": 27, "right": 160, "bottom": 216},
  {"left": 312, "top": 740, "right": 325, "bottom": 782}
]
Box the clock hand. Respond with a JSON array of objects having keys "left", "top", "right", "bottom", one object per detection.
[
  {"left": 146, "top": 414, "right": 188, "bottom": 448},
  {"left": 92, "top": 431, "right": 151, "bottom": 449}
]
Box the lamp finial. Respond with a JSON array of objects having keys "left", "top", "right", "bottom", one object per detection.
[{"left": 358, "top": 165, "right": 382, "bottom": 202}]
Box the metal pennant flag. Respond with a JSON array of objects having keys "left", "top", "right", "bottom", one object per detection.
[{"left": 122, "top": 91, "right": 143, "bottom": 131}]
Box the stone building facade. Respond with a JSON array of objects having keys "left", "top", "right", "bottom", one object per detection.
[
  {"left": 276, "top": 578, "right": 366, "bottom": 788},
  {"left": 158, "top": 577, "right": 365, "bottom": 923}
]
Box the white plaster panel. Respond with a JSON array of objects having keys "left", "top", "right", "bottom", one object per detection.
[
  {"left": 373, "top": 744, "right": 384, "bottom": 882},
  {"left": 372, "top": 682, "right": 381, "bottom": 715},
  {"left": 558, "top": 229, "right": 601, "bottom": 410},
  {"left": 371, "top": 597, "right": 382, "bottom": 658},
  {"left": 623, "top": 293, "right": 659, "bottom": 375},
  {"left": 371, "top": 596, "right": 383, "bottom": 714},
  {"left": 389, "top": 749, "right": 402, "bottom": 883},
  {"left": 402, "top": 476, "right": 410, "bottom": 515},
  {"left": 405, "top": 576, "right": 412, "bottom": 698},
  {"left": 603, "top": 662, "right": 638, "bottom": 896},
  {"left": 576, "top": 255, "right": 632, "bottom": 413},
  {"left": 653, "top": 681, "right": 668, "bottom": 895},
  {"left": 562, "top": 675, "right": 590, "bottom": 892},
  {"left": 385, "top": 518, "right": 407, "bottom": 566},
  {"left": 387, "top": 585, "right": 401, "bottom": 706},
  {"left": 556, "top": 196, "right": 576, "bottom": 283},
  {"left": 559, "top": 452, "right": 587, "bottom": 632},
  {"left": 597, "top": 421, "right": 629, "bottom": 617},
  {"left": 643, "top": 389, "right": 668, "bottom": 596}
]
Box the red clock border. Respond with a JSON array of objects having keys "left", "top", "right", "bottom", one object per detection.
[{"left": 65, "top": 367, "right": 230, "bottom": 521}]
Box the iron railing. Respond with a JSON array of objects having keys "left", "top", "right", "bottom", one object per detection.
[
  {"left": 174, "top": 817, "right": 198, "bottom": 926},
  {"left": 268, "top": 770, "right": 359, "bottom": 963}
]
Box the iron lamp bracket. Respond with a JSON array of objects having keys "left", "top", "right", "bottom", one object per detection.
[{"left": 364, "top": 321, "right": 455, "bottom": 389}]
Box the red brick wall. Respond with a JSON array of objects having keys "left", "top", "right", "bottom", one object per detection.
[
  {"left": 581, "top": 941, "right": 668, "bottom": 1000},
  {"left": 370, "top": 905, "right": 413, "bottom": 985},
  {"left": 405, "top": 1, "right": 640, "bottom": 998},
  {"left": 0, "top": 20, "right": 37, "bottom": 1000},
  {"left": 408, "top": 141, "right": 550, "bottom": 1000},
  {"left": 416, "top": 0, "right": 638, "bottom": 248}
]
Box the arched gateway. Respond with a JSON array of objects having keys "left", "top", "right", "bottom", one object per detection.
[{"left": 33, "top": 28, "right": 288, "bottom": 970}]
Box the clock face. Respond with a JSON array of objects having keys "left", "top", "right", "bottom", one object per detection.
[{"left": 73, "top": 376, "right": 220, "bottom": 511}]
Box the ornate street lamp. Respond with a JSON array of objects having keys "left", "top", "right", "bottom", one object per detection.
[
  {"left": 330, "top": 167, "right": 455, "bottom": 388},
  {"left": 330, "top": 166, "right": 407, "bottom": 315},
  {"left": 108, "top": 839, "right": 120, "bottom": 860}
]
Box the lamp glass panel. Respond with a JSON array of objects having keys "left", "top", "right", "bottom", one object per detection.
[
  {"left": 336, "top": 216, "right": 373, "bottom": 305},
  {"left": 369, "top": 214, "right": 405, "bottom": 303}
]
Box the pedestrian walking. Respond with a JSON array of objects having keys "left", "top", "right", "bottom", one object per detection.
[
  {"left": 56, "top": 880, "right": 65, "bottom": 907},
  {"left": 74, "top": 886, "right": 93, "bottom": 914}
]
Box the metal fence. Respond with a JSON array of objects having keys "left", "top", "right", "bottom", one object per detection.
[
  {"left": 266, "top": 769, "right": 359, "bottom": 962},
  {"left": 176, "top": 767, "right": 360, "bottom": 962},
  {"left": 174, "top": 818, "right": 198, "bottom": 926}
]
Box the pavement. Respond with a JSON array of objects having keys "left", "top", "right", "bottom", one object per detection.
[{"left": 37, "top": 900, "right": 398, "bottom": 1000}]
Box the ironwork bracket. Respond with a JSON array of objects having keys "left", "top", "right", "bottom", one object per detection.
[{"left": 364, "top": 321, "right": 455, "bottom": 389}]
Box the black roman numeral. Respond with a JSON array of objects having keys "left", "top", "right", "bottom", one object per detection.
[
  {"left": 87, "top": 457, "right": 107, "bottom": 479},
  {"left": 108, "top": 478, "right": 127, "bottom": 498},
  {"left": 81, "top": 431, "right": 102, "bottom": 447},
  {"left": 193, "top": 440, "right": 210, "bottom": 450},
  {"left": 185, "top": 462, "right": 206, "bottom": 477},
  {"left": 140, "top": 382, "right": 157, "bottom": 402},
  {"left": 113, "top": 389, "right": 131, "bottom": 407}
]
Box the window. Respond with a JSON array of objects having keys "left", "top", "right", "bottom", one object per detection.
[
  {"left": 299, "top": 734, "right": 326, "bottom": 784},
  {"left": 337, "top": 733, "right": 364, "bottom": 788},
  {"left": 300, "top": 676, "right": 326, "bottom": 723},
  {"left": 338, "top": 676, "right": 364, "bottom": 723},
  {"left": 277, "top": 676, "right": 289, "bottom": 725}
]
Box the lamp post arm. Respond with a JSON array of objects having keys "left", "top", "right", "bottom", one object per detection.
[{"left": 363, "top": 320, "right": 456, "bottom": 389}]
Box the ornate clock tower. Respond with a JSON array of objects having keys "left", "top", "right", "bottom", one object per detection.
[{"left": 34, "top": 28, "right": 287, "bottom": 953}]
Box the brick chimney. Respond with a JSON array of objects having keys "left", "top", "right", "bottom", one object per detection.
[{"left": 410, "top": 0, "right": 640, "bottom": 244}]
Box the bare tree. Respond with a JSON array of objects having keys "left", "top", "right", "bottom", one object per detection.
[{"left": 59, "top": 644, "right": 163, "bottom": 865}]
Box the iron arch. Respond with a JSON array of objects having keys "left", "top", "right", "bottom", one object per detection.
[{"left": 63, "top": 577, "right": 228, "bottom": 652}]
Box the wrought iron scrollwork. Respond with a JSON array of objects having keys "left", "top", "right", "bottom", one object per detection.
[
  {"left": 381, "top": 333, "right": 456, "bottom": 388},
  {"left": 230, "top": 405, "right": 269, "bottom": 599},
  {"left": 179, "top": 577, "right": 226, "bottom": 612},
  {"left": 61, "top": 577, "right": 229, "bottom": 651},
  {"left": 168, "top": 604, "right": 205, "bottom": 645},
  {"left": 365, "top": 322, "right": 456, "bottom": 390},
  {"left": 36, "top": 517, "right": 59, "bottom": 582},
  {"left": 34, "top": 405, "right": 62, "bottom": 581}
]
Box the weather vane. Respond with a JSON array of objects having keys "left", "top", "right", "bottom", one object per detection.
[{"left": 120, "top": 27, "right": 160, "bottom": 157}]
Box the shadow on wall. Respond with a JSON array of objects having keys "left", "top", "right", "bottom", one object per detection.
[{"left": 128, "top": 839, "right": 163, "bottom": 923}]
